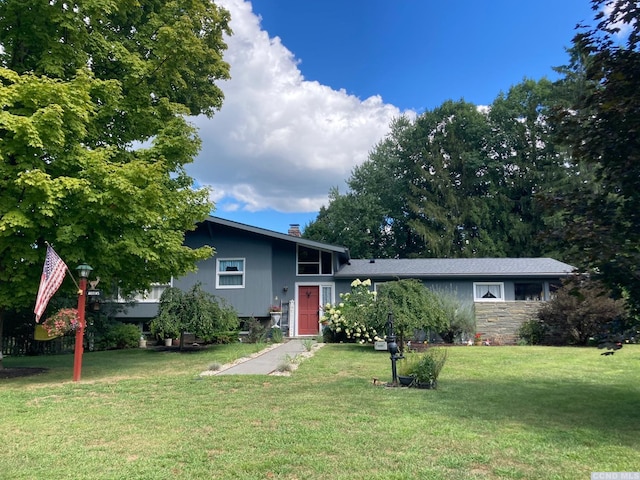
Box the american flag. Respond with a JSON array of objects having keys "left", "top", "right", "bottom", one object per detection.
[{"left": 34, "top": 245, "right": 68, "bottom": 322}]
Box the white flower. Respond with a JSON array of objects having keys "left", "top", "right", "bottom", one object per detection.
[
  {"left": 362, "top": 279, "right": 372, "bottom": 287},
  {"left": 351, "top": 279, "right": 362, "bottom": 287}
]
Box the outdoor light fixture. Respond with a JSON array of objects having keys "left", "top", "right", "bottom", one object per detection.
[
  {"left": 73, "top": 263, "right": 93, "bottom": 382},
  {"left": 76, "top": 264, "right": 93, "bottom": 279}
]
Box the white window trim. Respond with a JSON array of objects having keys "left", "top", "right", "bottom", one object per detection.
[
  {"left": 216, "top": 258, "right": 246, "bottom": 289},
  {"left": 473, "top": 282, "right": 505, "bottom": 302}
]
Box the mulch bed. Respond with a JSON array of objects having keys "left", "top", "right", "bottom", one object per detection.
[{"left": 0, "top": 367, "right": 49, "bottom": 379}]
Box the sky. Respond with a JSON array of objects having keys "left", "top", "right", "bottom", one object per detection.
[{"left": 187, "top": 0, "right": 597, "bottom": 234}]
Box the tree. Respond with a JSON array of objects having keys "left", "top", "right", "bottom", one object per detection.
[
  {"left": 303, "top": 188, "right": 390, "bottom": 259},
  {"left": 307, "top": 84, "right": 568, "bottom": 260},
  {"left": 150, "top": 284, "right": 239, "bottom": 348},
  {"left": 0, "top": 1, "right": 231, "bottom": 365},
  {"left": 305, "top": 116, "right": 427, "bottom": 258},
  {"left": 375, "top": 279, "right": 448, "bottom": 350},
  {"left": 550, "top": 0, "right": 640, "bottom": 315}
]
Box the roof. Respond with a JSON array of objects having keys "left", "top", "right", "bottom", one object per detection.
[
  {"left": 334, "top": 258, "right": 575, "bottom": 279},
  {"left": 204, "top": 216, "right": 351, "bottom": 256}
]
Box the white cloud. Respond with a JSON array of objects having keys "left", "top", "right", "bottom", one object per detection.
[
  {"left": 602, "top": 0, "right": 635, "bottom": 39},
  {"left": 187, "top": 0, "right": 412, "bottom": 214}
]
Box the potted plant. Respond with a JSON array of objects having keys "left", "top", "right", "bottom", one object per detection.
[
  {"left": 149, "top": 313, "right": 180, "bottom": 347},
  {"left": 412, "top": 347, "right": 448, "bottom": 388},
  {"left": 397, "top": 351, "right": 421, "bottom": 386},
  {"left": 269, "top": 304, "right": 282, "bottom": 327},
  {"left": 396, "top": 348, "right": 448, "bottom": 388},
  {"left": 42, "top": 308, "right": 80, "bottom": 338}
]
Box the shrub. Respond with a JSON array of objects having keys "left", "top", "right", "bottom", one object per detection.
[
  {"left": 436, "top": 291, "right": 476, "bottom": 343},
  {"left": 270, "top": 327, "right": 284, "bottom": 343},
  {"left": 537, "top": 277, "right": 627, "bottom": 346},
  {"left": 245, "top": 317, "right": 267, "bottom": 344},
  {"left": 376, "top": 279, "right": 448, "bottom": 350},
  {"left": 150, "top": 284, "right": 240, "bottom": 345},
  {"left": 397, "top": 347, "right": 448, "bottom": 387},
  {"left": 518, "top": 319, "right": 546, "bottom": 345},
  {"left": 113, "top": 323, "right": 141, "bottom": 349},
  {"left": 321, "top": 279, "right": 380, "bottom": 344}
]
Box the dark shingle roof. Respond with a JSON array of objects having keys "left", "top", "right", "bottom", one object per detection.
[{"left": 334, "top": 258, "right": 575, "bottom": 279}]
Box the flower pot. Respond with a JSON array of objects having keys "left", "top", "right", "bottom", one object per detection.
[
  {"left": 139, "top": 339, "right": 147, "bottom": 348},
  {"left": 164, "top": 338, "right": 172, "bottom": 347},
  {"left": 270, "top": 312, "right": 282, "bottom": 327},
  {"left": 398, "top": 375, "right": 415, "bottom": 387}
]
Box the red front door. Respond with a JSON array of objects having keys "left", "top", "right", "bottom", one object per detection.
[{"left": 298, "top": 286, "right": 319, "bottom": 335}]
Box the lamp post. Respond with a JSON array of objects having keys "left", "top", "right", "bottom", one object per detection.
[{"left": 73, "top": 264, "right": 93, "bottom": 382}]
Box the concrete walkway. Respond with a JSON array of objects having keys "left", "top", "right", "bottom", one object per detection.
[{"left": 216, "top": 339, "right": 308, "bottom": 375}]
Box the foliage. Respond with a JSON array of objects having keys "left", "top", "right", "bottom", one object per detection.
[
  {"left": 150, "top": 288, "right": 184, "bottom": 340},
  {"left": 245, "top": 318, "right": 267, "bottom": 344},
  {"left": 0, "top": 0, "right": 231, "bottom": 363},
  {"left": 435, "top": 291, "right": 476, "bottom": 343},
  {"left": 150, "top": 284, "right": 240, "bottom": 345},
  {"left": 321, "top": 279, "right": 381, "bottom": 344},
  {"left": 302, "top": 339, "right": 315, "bottom": 352},
  {"left": 109, "top": 323, "right": 141, "bottom": 350},
  {"left": 548, "top": 0, "right": 640, "bottom": 316},
  {"left": 536, "top": 277, "right": 627, "bottom": 346},
  {"left": 305, "top": 81, "right": 569, "bottom": 259},
  {"left": 517, "top": 319, "right": 547, "bottom": 346},
  {"left": 270, "top": 327, "right": 284, "bottom": 343},
  {"left": 376, "top": 279, "right": 448, "bottom": 350},
  {"left": 396, "top": 347, "right": 448, "bottom": 387},
  {"left": 42, "top": 308, "right": 80, "bottom": 337}
]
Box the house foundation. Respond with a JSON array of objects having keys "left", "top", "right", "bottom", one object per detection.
[{"left": 474, "top": 301, "right": 543, "bottom": 344}]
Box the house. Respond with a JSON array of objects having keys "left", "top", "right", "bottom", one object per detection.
[{"left": 115, "top": 216, "right": 574, "bottom": 343}]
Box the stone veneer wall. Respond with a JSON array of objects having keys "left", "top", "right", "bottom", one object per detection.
[{"left": 474, "top": 301, "right": 543, "bottom": 345}]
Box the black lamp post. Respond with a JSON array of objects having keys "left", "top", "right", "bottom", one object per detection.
[{"left": 385, "top": 312, "right": 403, "bottom": 386}]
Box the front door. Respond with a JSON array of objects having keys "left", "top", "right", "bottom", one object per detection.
[{"left": 298, "top": 285, "right": 319, "bottom": 335}]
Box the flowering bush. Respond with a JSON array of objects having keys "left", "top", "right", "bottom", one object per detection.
[
  {"left": 42, "top": 308, "right": 80, "bottom": 337},
  {"left": 321, "top": 279, "right": 382, "bottom": 344}
]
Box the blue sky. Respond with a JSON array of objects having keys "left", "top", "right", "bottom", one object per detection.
[{"left": 188, "top": 0, "right": 596, "bottom": 234}]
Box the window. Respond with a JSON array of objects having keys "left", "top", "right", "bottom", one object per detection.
[
  {"left": 117, "top": 282, "right": 170, "bottom": 303},
  {"left": 217, "top": 258, "right": 245, "bottom": 288},
  {"left": 297, "top": 246, "right": 332, "bottom": 275},
  {"left": 515, "top": 282, "right": 543, "bottom": 301},
  {"left": 321, "top": 285, "right": 333, "bottom": 307},
  {"left": 474, "top": 282, "right": 504, "bottom": 301}
]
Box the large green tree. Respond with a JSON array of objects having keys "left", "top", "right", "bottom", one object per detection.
[
  {"left": 0, "top": 0, "right": 231, "bottom": 362},
  {"left": 550, "top": 0, "right": 640, "bottom": 314},
  {"left": 306, "top": 80, "right": 569, "bottom": 259}
]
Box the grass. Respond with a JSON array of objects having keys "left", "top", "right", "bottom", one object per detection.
[{"left": 1, "top": 344, "right": 639, "bottom": 479}]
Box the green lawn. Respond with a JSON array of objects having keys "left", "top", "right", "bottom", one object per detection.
[{"left": 1, "top": 343, "right": 639, "bottom": 479}]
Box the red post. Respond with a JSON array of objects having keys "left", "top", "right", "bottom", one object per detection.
[{"left": 73, "top": 276, "right": 87, "bottom": 382}]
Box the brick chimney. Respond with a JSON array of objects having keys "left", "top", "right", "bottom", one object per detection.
[{"left": 288, "top": 224, "right": 301, "bottom": 237}]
